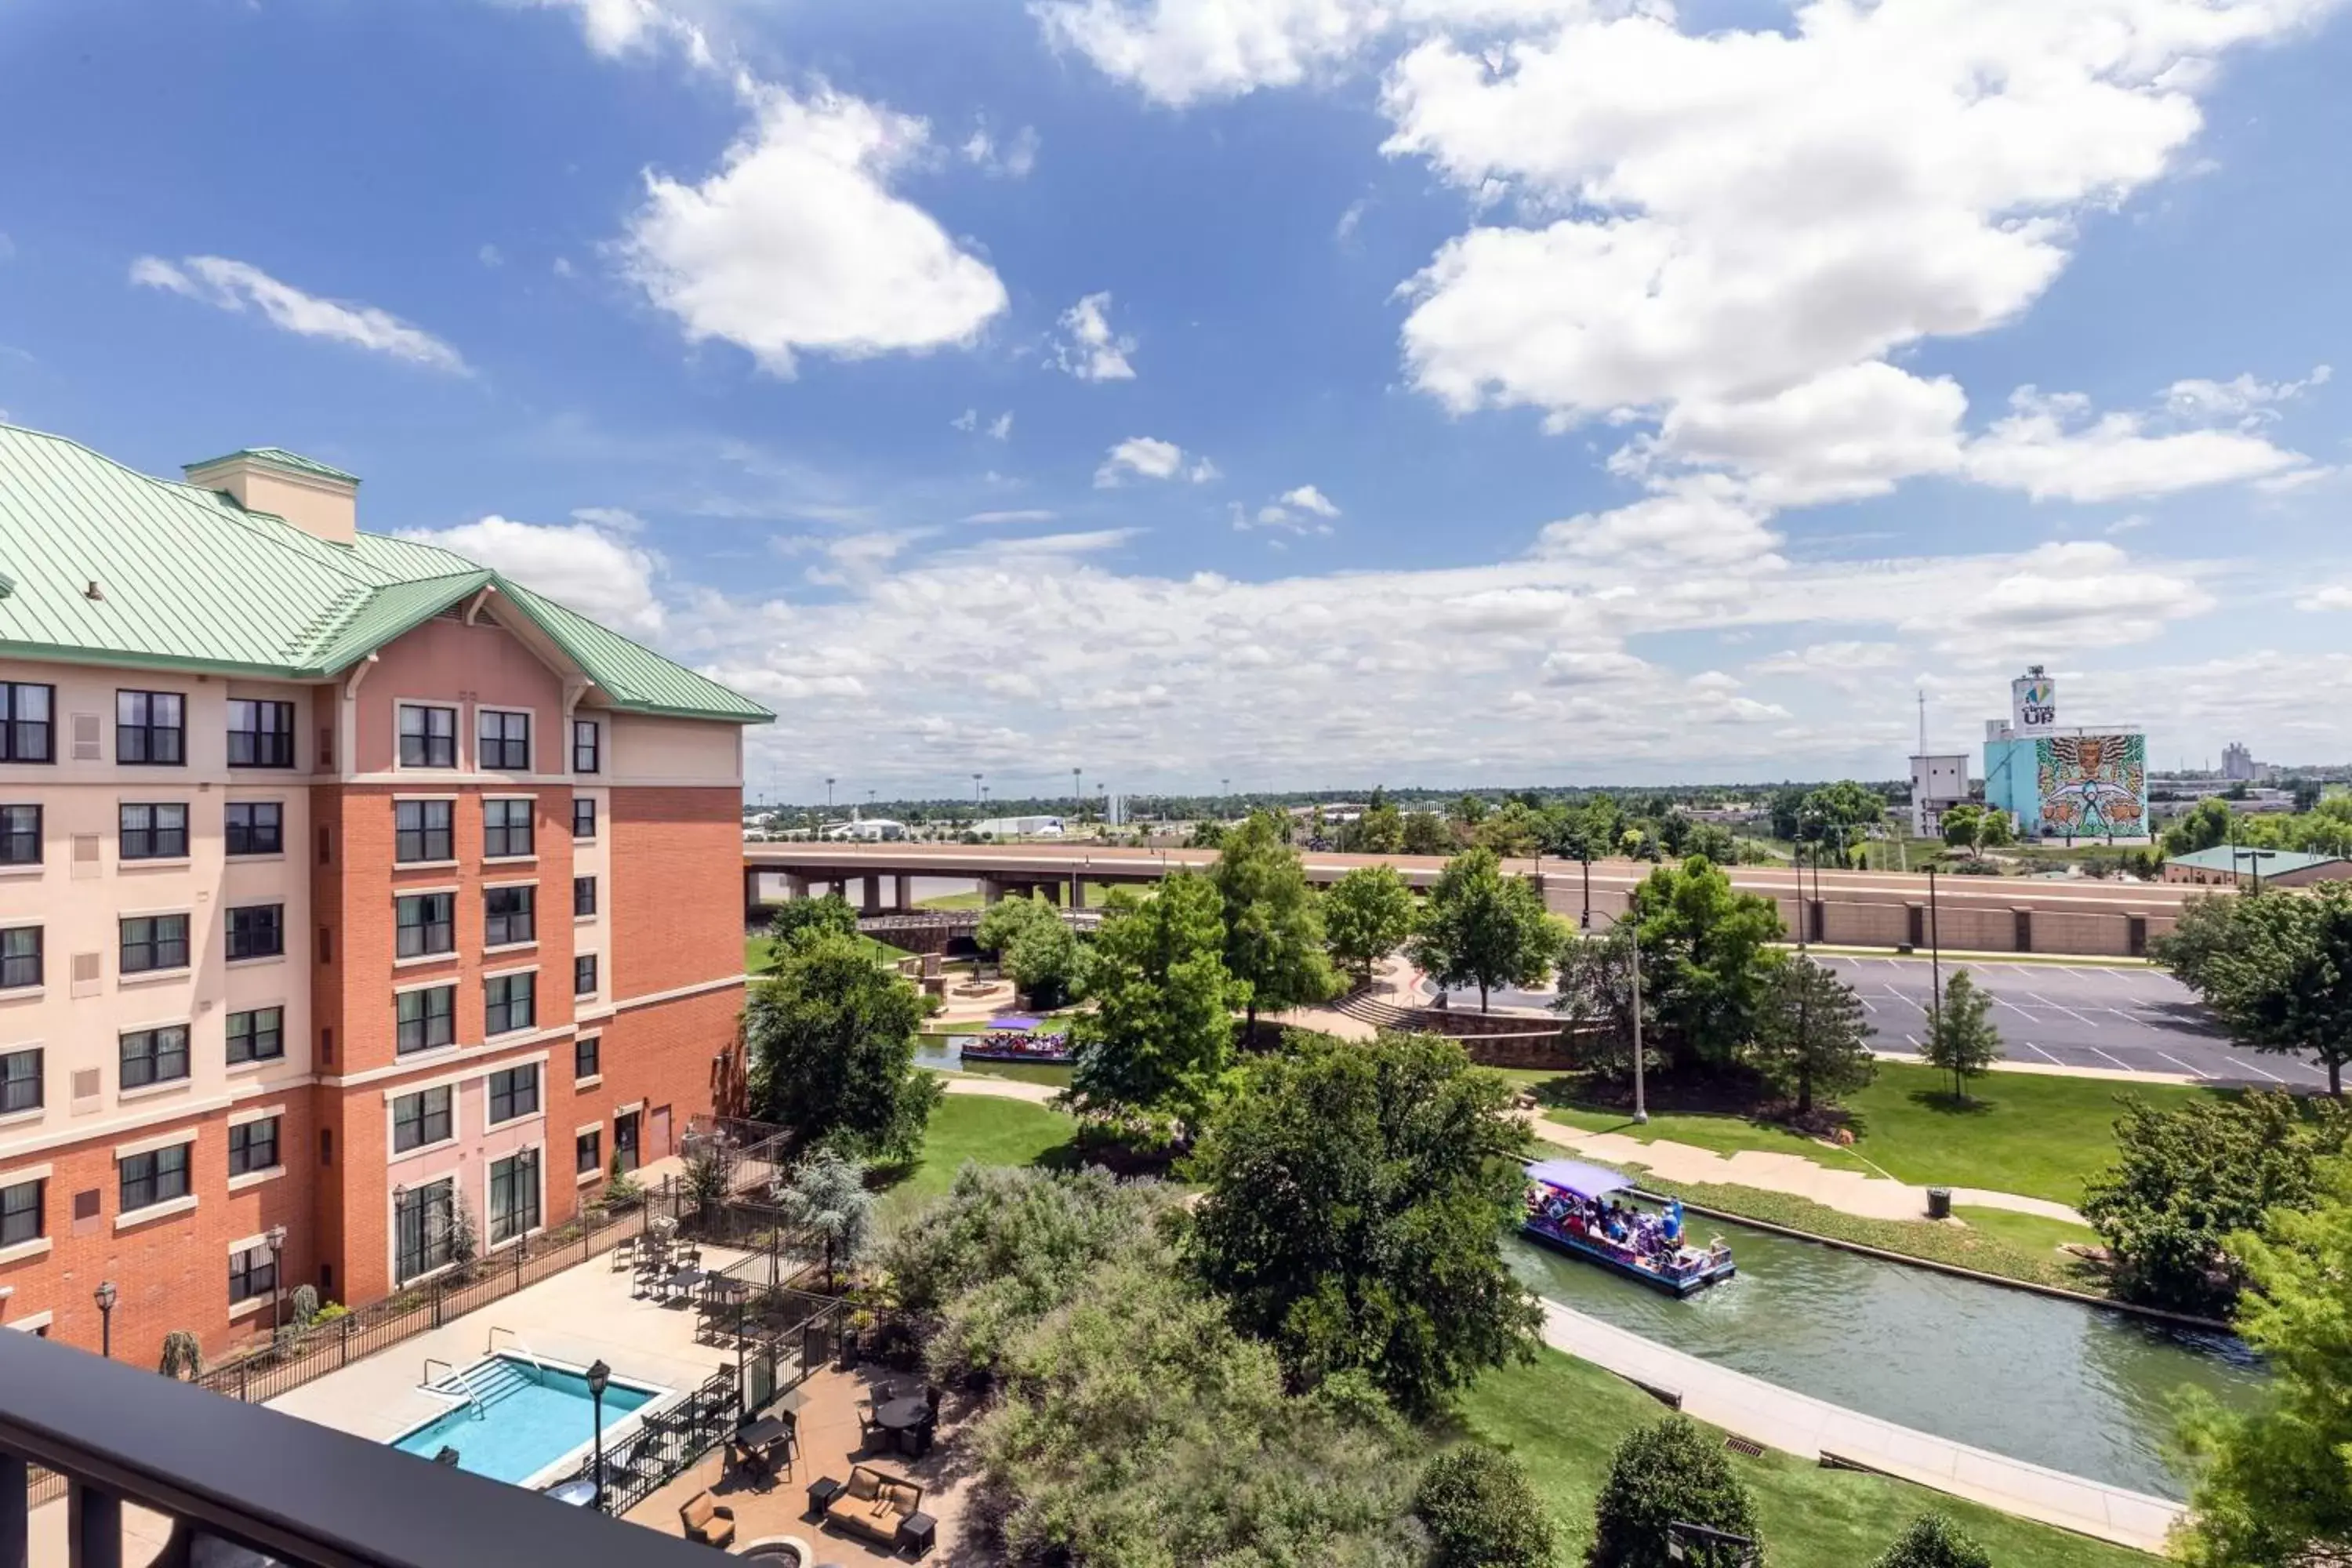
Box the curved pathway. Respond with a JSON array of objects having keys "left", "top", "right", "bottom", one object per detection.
[{"left": 1523, "top": 1115, "right": 2085, "bottom": 1224}]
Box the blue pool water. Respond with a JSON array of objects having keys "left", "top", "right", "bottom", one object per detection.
[{"left": 391, "top": 1356, "right": 659, "bottom": 1485}]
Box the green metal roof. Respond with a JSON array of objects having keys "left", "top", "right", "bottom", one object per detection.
[
  {"left": 2167, "top": 845, "right": 2347, "bottom": 874},
  {"left": 183, "top": 446, "right": 362, "bottom": 485},
  {"left": 0, "top": 423, "right": 771, "bottom": 724}
]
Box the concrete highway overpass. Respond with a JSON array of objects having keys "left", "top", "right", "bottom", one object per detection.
[{"left": 746, "top": 842, "right": 2205, "bottom": 960}]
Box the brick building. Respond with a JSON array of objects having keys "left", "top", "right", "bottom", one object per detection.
[{"left": 0, "top": 429, "right": 768, "bottom": 1364}]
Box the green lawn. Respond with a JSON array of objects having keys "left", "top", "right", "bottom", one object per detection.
[
  {"left": 1530, "top": 1061, "right": 2229, "bottom": 1207},
  {"left": 1457, "top": 1348, "right": 2156, "bottom": 1567},
  {"left": 1948, "top": 1203, "right": 2102, "bottom": 1257},
  {"left": 743, "top": 932, "right": 915, "bottom": 975},
  {"left": 881, "top": 1092, "right": 1077, "bottom": 1214}
]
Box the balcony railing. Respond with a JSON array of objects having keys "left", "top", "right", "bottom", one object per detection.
[{"left": 0, "top": 1330, "right": 722, "bottom": 1568}]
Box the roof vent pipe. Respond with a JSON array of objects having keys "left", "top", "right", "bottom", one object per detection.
[{"left": 84, "top": 580, "right": 103, "bottom": 601}]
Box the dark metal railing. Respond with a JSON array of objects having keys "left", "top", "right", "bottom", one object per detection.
[
  {"left": 549, "top": 1366, "right": 740, "bottom": 1520},
  {"left": 0, "top": 1330, "right": 722, "bottom": 1567}
]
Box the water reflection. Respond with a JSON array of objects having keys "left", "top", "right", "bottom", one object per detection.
[{"left": 1508, "top": 1221, "right": 2265, "bottom": 1499}]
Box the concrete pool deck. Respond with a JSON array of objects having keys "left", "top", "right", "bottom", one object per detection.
[{"left": 1540, "top": 1300, "right": 2182, "bottom": 1554}]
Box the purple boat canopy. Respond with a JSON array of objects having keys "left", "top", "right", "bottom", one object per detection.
[
  {"left": 986, "top": 1015, "right": 1043, "bottom": 1031},
  {"left": 1523, "top": 1159, "right": 1633, "bottom": 1202}
]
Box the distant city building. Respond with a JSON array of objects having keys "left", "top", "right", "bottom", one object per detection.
[
  {"left": 973, "top": 815, "right": 1065, "bottom": 838},
  {"left": 1984, "top": 666, "right": 2150, "bottom": 841},
  {"left": 2220, "top": 742, "right": 2276, "bottom": 784},
  {"left": 1907, "top": 753, "right": 1971, "bottom": 837},
  {"left": 821, "top": 815, "right": 907, "bottom": 841}
]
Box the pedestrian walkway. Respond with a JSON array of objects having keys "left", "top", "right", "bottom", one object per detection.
[
  {"left": 936, "top": 1071, "right": 1062, "bottom": 1105},
  {"left": 1538, "top": 1301, "right": 2180, "bottom": 1553},
  {"left": 1523, "top": 1115, "right": 2085, "bottom": 1224}
]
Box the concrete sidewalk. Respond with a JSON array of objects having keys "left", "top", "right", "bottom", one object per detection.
[{"left": 1540, "top": 1302, "right": 2180, "bottom": 1553}]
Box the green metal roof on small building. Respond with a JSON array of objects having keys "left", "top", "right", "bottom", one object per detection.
[
  {"left": 2166, "top": 845, "right": 2347, "bottom": 875},
  {"left": 0, "top": 423, "right": 771, "bottom": 724}
]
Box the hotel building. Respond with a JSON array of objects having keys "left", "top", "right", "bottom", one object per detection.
[{"left": 0, "top": 428, "right": 769, "bottom": 1364}]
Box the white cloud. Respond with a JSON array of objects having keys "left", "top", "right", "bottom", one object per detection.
[
  {"left": 1382, "top": 0, "right": 2332, "bottom": 474},
  {"left": 1094, "top": 436, "right": 1218, "bottom": 487},
  {"left": 571, "top": 506, "right": 645, "bottom": 532},
  {"left": 130, "top": 255, "right": 466, "bottom": 372},
  {"left": 2296, "top": 583, "right": 2352, "bottom": 612},
  {"left": 1962, "top": 387, "right": 2311, "bottom": 502},
  {"left": 1050, "top": 291, "right": 1138, "bottom": 382},
  {"left": 950, "top": 408, "right": 978, "bottom": 432},
  {"left": 963, "top": 508, "right": 1059, "bottom": 524},
  {"left": 1750, "top": 642, "right": 1907, "bottom": 684},
  {"left": 403, "top": 516, "right": 665, "bottom": 635},
  {"left": 478, "top": 243, "right": 505, "bottom": 268},
  {"left": 1334, "top": 198, "right": 1369, "bottom": 243},
  {"left": 1927, "top": 540, "right": 2212, "bottom": 643},
  {"left": 1031, "top": 0, "right": 1589, "bottom": 106},
  {"left": 987, "top": 411, "right": 1014, "bottom": 441},
  {"left": 2166, "top": 364, "right": 2331, "bottom": 422},
  {"left": 1279, "top": 484, "right": 1341, "bottom": 517},
  {"left": 619, "top": 82, "right": 1008, "bottom": 376},
  {"left": 520, "top": 0, "right": 713, "bottom": 66},
  {"left": 1532, "top": 477, "right": 1781, "bottom": 570},
  {"left": 1541, "top": 648, "right": 1653, "bottom": 686},
  {"left": 962, "top": 123, "right": 1042, "bottom": 178},
  {"left": 1626, "top": 364, "right": 1969, "bottom": 508},
  {"left": 955, "top": 408, "right": 1014, "bottom": 441}
]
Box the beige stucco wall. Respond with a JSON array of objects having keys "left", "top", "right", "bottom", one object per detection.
[
  {"left": 609, "top": 713, "right": 741, "bottom": 786},
  {"left": 0, "top": 659, "right": 317, "bottom": 1162}
]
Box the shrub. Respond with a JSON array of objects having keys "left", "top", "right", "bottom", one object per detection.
[
  {"left": 1586, "top": 1417, "right": 1762, "bottom": 1568},
  {"left": 1871, "top": 1513, "right": 1991, "bottom": 1568},
  {"left": 289, "top": 1284, "right": 321, "bottom": 1327},
  {"left": 1414, "top": 1444, "right": 1556, "bottom": 1568},
  {"left": 158, "top": 1330, "right": 204, "bottom": 1380}
]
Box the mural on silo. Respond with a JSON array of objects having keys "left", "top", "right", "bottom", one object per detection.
[{"left": 2036, "top": 733, "right": 2147, "bottom": 837}]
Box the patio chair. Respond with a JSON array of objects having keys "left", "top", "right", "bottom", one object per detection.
[
  {"left": 679, "top": 1490, "right": 736, "bottom": 1549},
  {"left": 610, "top": 1234, "right": 637, "bottom": 1272},
  {"left": 855, "top": 1403, "right": 882, "bottom": 1455}
]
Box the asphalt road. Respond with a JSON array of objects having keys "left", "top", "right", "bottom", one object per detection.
[{"left": 1428, "top": 956, "right": 2334, "bottom": 1089}]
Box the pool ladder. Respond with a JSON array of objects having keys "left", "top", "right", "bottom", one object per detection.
[
  {"left": 487, "top": 1325, "right": 545, "bottom": 1375},
  {"left": 420, "top": 1356, "right": 494, "bottom": 1421}
]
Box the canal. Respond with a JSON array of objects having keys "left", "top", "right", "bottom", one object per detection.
[{"left": 1508, "top": 1221, "right": 2266, "bottom": 1500}]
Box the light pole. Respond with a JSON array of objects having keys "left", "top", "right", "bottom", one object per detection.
[
  {"left": 267, "top": 1223, "right": 287, "bottom": 1334},
  {"left": 734, "top": 1297, "right": 749, "bottom": 1419},
  {"left": 1628, "top": 920, "right": 1647, "bottom": 1126},
  {"left": 1926, "top": 864, "right": 1944, "bottom": 1033},
  {"left": 826, "top": 776, "right": 835, "bottom": 812},
  {"left": 587, "top": 1358, "right": 612, "bottom": 1512},
  {"left": 94, "top": 1279, "right": 118, "bottom": 1359}
]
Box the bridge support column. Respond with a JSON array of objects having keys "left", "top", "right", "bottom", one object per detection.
[
  {"left": 1040, "top": 880, "right": 1062, "bottom": 906},
  {"left": 982, "top": 877, "right": 1004, "bottom": 906},
  {"left": 862, "top": 877, "right": 884, "bottom": 916},
  {"left": 895, "top": 874, "right": 913, "bottom": 913},
  {"left": 828, "top": 879, "right": 848, "bottom": 901},
  {"left": 745, "top": 867, "right": 764, "bottom": 923},
  {"left": 785, "top": 873, "right": 811, "bottom": 901}
]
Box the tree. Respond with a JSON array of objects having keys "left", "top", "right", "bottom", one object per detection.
[
  {"left": 1938, "top": 803, "right": 2011, "bottom": 860},
  {"left": 1211, "top": 811, "right": 1338, "bottom": 1039},
  {"left": 976, "top": 894, "right": 1059, "bottom": 964},
  {"left": 2081, "top": 1091, "right": 2348, "bottom": 1315},
  {"left": 1586, "top": 1416, "right": 1762, "bottom": 1568},
  {"left": 1872, "top": 1513, "right": 1991, "bottom": 1568},
  {"left": 1554, "top": 926, "right": 1646, "bottom": 1081},
  {"left": 1356, "top": 793, "right": 1406, "bottom": 854},
  {"left": 2156, "top": 884, "right": 2352, "bottom": 1095},
  {"left": 1188, "top": 1030, "right": 1541, "bottom": 1416},
  {"left": 1410, "top": 847, "right": 1556, "bottom": 1012},
  {"left": 1475, "top": 800, "right": 1546, "bottom": 858},
  {"left": 1067, "top": 874, "right": 1238, "bottom": 1138},
  {"left": 1415, "top": 1445, "right": 1557, "bottom": 1568},
  {"left": 766, "top": 892, "right": 859, "bottom": 955},
  {"left": 1625, "top": 857, "right": 1785, "bottom": 1069},
  {"left": 2173, "top": 1151, "right": 2352, "bottom": 1566},
  {"left": 1917, "top": 968, "right": 2001, "bottom": 1102},
  {"left": 980, "top": 896, "right": 1086, "bottom": 1007},
  {"left": 1751, "top": 955, "right": 1876, "bottom": 1116},
  {"left": 1323, "top": 864, "right": 1419, "bottom": 988},
  {"left": 2150, "top": 891, "right": 2238, "bottom": 993},
  {"left": 1802, "top": 779, "right": 1886, "bottom": 840},
  {"left": 775, "top": 1147, "right": 876, "bottom": 1292},
  {"left": 745, "top": 931, "right": 941, "bottom": 1160},
  {"left": 158, "top": 1330, "right": 204, "bottom": 1381},
  {"left": 1403, "top": 810, "right": 1455, "bottom": 856},
  {"left": 682, "top": 1146, "right": 731, "bottom": 1232}
]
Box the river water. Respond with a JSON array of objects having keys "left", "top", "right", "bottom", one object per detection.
[{"left": 1508, "top": 1224, "right": 2265, "bottom": 1499}]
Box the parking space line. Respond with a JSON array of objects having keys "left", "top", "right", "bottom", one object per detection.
[
  {"left": 2020, "top": 1040, "right": 2065, "bottom": 1065},
  {"left": 2027, "top": 991, "right": 2100, "bottom": 1028},
  {"left": 1905, "top": 1034, "right": 1922, "bottom": 1050},
  {"left": 2156, "top": 1052, "right": 2211, "bottom": 1079},
  {"left": 1881, "top": 988, "right": 1926, "bottom": 1013},
  {"left": 1859, "top": 997, "right": 1878, "bottom": 1014},
  {"left": 2090, "top": 1047, "right": 2136, "bottom": 1072},
  {"left": 2234, "top": 1057, "right": 2290, "bottom": 1084}
]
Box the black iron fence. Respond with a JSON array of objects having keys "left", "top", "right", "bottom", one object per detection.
[{"left": 553, "top": 1364, "right": 742, "bottom": 1519}]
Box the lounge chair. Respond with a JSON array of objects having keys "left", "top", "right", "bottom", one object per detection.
[
  {"left": 822, "top": 1465, "right": 923, "bottom": 1551},
  {"left": 679, "top": 1490, "right": 736, "bottom": 1548}
]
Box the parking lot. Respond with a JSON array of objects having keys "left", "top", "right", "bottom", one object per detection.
[{"left": 1810, "top": 955, "right": 2332, "bottom": 1088}]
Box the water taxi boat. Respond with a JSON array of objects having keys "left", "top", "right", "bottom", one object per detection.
[
  {"left": 1521, "top": 1159, "right": 1736, "bottom": 1298},
  {"left": 958, "top": 1016, "right": 1074, "bottom": 1065}
]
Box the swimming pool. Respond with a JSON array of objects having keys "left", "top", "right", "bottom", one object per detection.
[{"left": 390, "top": 1355, "right": 665, "bottom": 1486}]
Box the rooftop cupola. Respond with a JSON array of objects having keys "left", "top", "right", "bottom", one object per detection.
[{"left": 183, "top": 446, "right": 359, "bottom": 544}]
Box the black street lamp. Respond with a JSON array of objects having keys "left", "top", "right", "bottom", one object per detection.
[
  {"left": 267, "top": 1224, "right": 288, "bottom": 1335},
  {"left": 586, "top": 1359, "right": 612, "bottom": 1512},
  {"left": 94, "top": 1279, "right": 118, "bottom": 1359},
  {"left": 734, "top": 1297, "right": 750, "bottom": 1419}
]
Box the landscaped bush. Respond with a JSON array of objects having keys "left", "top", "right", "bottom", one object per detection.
[
  {"left": 1872, "top": 1512, "right": 1992, "bottom": 1568},
  {"left": 878, "top": 1163, "right": 1178, "bottom": 1380},
  {"left": 1585, "top": 1416, "right": 1762, "bottom": 1568},
  {"left": 1414, "top": 1443, "right": 1556, "bottom": 1568}
]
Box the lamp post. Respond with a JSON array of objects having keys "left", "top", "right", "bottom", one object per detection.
[
  {"left": 94, "top": 1279, "right": 118, "bottom": 1359},
  {"left": 586, "top": 1358, "right": 612, "bottom": 1512},
  {"left": 1628, "top": 920, "right": 1648, "bottom": 1126},
  {"left": 267, "top": 1223, "right": 288, "bottom": 1335},
  {"left": 734, "top": 1296, "right": 750, "bottom": 1419},
  {"left": 1926, "top": 864, "right": 1944, "bottom": 1033}
]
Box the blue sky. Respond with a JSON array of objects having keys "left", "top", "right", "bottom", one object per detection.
[{"left": 4, "top": 0, "right": 2351, "bottom": 799}]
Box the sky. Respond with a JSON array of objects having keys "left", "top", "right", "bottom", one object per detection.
[{"left": 5, "top": 0, "right": 2352, "bottom": 801}]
